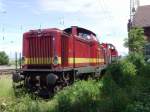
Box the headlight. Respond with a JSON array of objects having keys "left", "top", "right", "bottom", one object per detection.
[{"left": 53, "top": 56, "right": 59, "bottom": 65}]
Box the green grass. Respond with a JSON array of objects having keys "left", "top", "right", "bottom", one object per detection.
[
  {"left": 0, "top": 75, "right": 57, "bottom": 112},
  {"left": 0, "top": 78, "right": 100, "bottom": 112},
  {"left": 0, "top": 75, "right": 14, "bottom": 98}
]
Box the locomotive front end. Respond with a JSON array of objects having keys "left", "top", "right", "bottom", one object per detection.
[
  {"left": 23, "top": 29, "right": 61, "bottom": 69},
  {"left": 13, "top": 28, "right": 62, "bottom": 97}
]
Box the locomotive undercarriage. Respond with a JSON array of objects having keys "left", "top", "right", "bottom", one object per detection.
[
  {"left": 12, "top": 66, "right": 106, "bottom": 98},
  {"left": 13, "top": 70, "right": 77, "bottom": 98}
]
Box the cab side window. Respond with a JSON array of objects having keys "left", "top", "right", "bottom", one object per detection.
[{"left": 78, "top": 32, "right": 91, "bottom": 40}]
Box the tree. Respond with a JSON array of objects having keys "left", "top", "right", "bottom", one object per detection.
[
  {"left": 124, "top": 27, "right": 146, "bottom": 54},
  {"left": 0, "top": 51, "right": 9, "bottom": 65}
]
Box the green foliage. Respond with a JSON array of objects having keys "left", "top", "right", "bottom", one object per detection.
[
  {"left": 124, "top": 27, "right": 146, "bottom": 53},
  {"left": 99, "top": 56, "right": 142, "bottom": 111},
  {"left": 126, "top": 52, "right": 146, "bottom": 75},
  {"left": 102, "top": 55, "right": 150, "bottom": 112},
  {"left": 0, "top": 95, "right": 56, "bottom": 112},
  {"left": 0, "top": 78, "right": 100, "bottom": 112},
  {"left": 99, "top": 75, "right": 131, "bottom": 112},
  {"left": 107, "top": 60, "right": 136, "bottom": 87},
  {"left": 125, "top": 101, "right": 150, "bottom": 112},
  {"left": 55, "top": 80, "right": 100, "bottom": 112},
  {"left": 125, "top": 75, "right": 150, "bottom": 112},
  {"left": 0, "top": 51, "right": 9, "bottom": 65},
  {"left": 139, "top": 63, "right": 150, "bottom": 77},
  {"left": 126, "top": 52, "right": 145, "bottom": 68},
  {"left": 0, "top": 75, "right": 14, "bottom": 97}
]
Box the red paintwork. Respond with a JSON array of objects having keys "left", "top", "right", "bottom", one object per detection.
[
  {"left": 101, "top": 43, "right": 118, "bottom": 63},
  {"left": 22, "top": 26, "right": 118, "bottom": 70}
]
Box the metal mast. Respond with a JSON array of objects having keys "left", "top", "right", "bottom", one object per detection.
[
  {"left": 128, "top": 0, "right": 140, "bottom": 31},
  {"left": 130, "top": 0, "right": 140, "bottom": 21},
  {"left": 128, "top": 0, "right": 140, "bottom": 52}
]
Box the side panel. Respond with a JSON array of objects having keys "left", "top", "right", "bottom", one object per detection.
[
  {"left": 98, "top": 46, "right": 105, "bottom": 65},
  {"left": 54, "top": 33, "right": 62, "bottom": 67},
  {"left": 63, "top": 35, "right": 105, "bottom": 69},
  {"left": 61, "top": 35, "right": 69, "bottom": 67},
  {"left": 90, "top": 42, "right": 105, "bottom": 66},
  {"left": 66, "top": 35, "right": 74, "bottom": 68},
  {"left": 74, "top": 37, "right": 91, "bottom": 67}
]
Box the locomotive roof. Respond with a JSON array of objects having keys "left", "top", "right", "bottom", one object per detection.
[{"left": 63, "top": 26, "right": 96, "bottom": 36}]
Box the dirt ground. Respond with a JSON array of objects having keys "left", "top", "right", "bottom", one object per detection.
[{"left": 0, "top": 65, "right": 15, "bottom": 70}]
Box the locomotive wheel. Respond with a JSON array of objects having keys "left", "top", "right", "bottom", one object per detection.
[
  {"left": 63, "top": 73, "right": 70, "bottom": 81},
  {"left": 53, "top": 85, "right": 62, "bottom": 93},
  {"left": 62, "top": 73, "right": 70, "bottom": 86},
  {"left": 24, "top": 75, "right": 35, "bottom": 91},
  {"left": 38, "top": 87, "right": 51, "bottom": 99},
  {"left": 46, "top": 73, "right": 58, "bottom": 86}
]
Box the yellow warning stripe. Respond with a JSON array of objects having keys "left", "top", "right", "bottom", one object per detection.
[
  {"left": 68, "top": 58, "right": 104, "bottom": 64},
  {"left": 24, "top": 57, "right": 61, "bottom": 65},
  {"left": 24, "top": 57, "right": 104, "bottom": 65}
]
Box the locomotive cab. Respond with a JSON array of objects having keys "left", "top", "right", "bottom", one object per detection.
[{"left": 64, "top": 26, "right": 98, "bottom": 41}]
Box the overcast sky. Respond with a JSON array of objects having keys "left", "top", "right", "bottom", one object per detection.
[{"left": 0, "top": 0, "right": 150, "bottom": 58}]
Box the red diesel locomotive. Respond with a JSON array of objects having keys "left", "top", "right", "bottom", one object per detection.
[{"left": 13, "top": 26, "right": 118, "bottom": 96}]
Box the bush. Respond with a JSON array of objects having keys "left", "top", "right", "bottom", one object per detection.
[
  {"left": 99, "top": 75, "right": 131, "bottom": 112},
  {"left": 139, "top": 63, "right": 150, "bottom": 77},
  {"left": 0, "top": 51, "right": 9, "bottom": 65},
  {"left": 55, "top": 80, "right": 100, "bottom": 112},
  {"left": 126, "top": 53, "right": 145, "bottom": 74},
  {"left": 124, "top": 27, "right": 146, "bottom": 53},
  {"left": 107, "top": 60, "right": 136, "bottom": 87},
  {"left": 100, "top": 57, "right": 149, "bottom": 112},
  {"left": 125, "top": 98, "right": 150, "bottom": 112},
  {"left": 123, "top": 57, "right": 150, "bottom": 112}
]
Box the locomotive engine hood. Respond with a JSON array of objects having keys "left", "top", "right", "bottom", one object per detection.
[{"left": 22, "top": 28, "right": 62, "bottom": 69}]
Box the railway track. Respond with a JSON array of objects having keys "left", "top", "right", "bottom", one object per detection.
[{"left": 0, "top": 69, "right": 15, "bottom": 75}]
